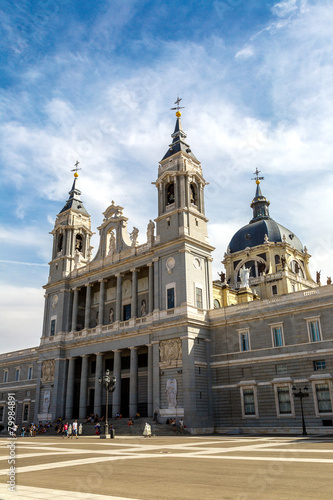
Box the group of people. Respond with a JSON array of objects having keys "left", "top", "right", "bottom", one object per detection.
[
  {"left": 54, "top": 417, "right": 82, "bottom": 438},
  {"left": 166, "top": 417, "right": 185, "bottom": 433},
  {"left": 18, "top": 421, "right": 52, "bottom": 437}
]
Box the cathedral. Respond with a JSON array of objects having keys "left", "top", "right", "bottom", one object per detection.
[{"left": 1, "top": 109, "right": 332, "bottom": 435}]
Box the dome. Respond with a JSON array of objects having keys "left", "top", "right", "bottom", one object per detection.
[
  {"left": 228, "top": 171, "right": 303, "bottom": 254},
  {"left": 229, "top": 218, "right": 303, "bottom": 254}
]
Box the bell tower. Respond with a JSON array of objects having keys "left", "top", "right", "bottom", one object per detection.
[
  {"left": 49, "top": 164, "right": 93, "bottom": 283},
  {"left": 154, "top": 101, "right": 209, "bottom": 245}
]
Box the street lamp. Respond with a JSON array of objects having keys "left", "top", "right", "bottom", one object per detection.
[
  {"left": 292, "top": 385, "right": 309, "bottom": 436},
  {"left": 98, "top": 370, "right": 116, "bottom": 439}
]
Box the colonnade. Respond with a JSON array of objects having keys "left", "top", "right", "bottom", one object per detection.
[
  {"left": 70, "top": 262, "right": 158, "bottom": 332},
  {"left": 64, "top": 344, "right": 158, "bottom": 420}
]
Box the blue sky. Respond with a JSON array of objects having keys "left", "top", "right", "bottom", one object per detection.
[{"left": 1, "top": 0, "right": 333, "bottom": 353}]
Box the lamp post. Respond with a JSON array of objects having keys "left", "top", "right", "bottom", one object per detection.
[
  {"left": 98, "top": 370, "right": 116, "bottom": 439},
  {"left": 292, "top": 385, "right": 309, "bottom": 436}
]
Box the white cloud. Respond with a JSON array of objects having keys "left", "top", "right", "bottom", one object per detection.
[
  {"left": 272, "top": 0, "right": 298, "bottom": 18},
  {"left": 0, "top": 285, "right": 43, "bottom": 354},
  {"left": 235, "top": 45, "right": 255, "bottom": 59}
]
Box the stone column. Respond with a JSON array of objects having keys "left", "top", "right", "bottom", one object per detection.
[
  {"left": 94, "top": 353, "right": 103, "bottom": 417},
  {"left": 65, "top": 357, "right": 76, "bottom": 419},
  {"left": 131, "top": 268, "right": 138, "bottom": 318},
  {"left": 182, "top": 336, "right": 196, "bottom": 427},
  {"left": 71, "top": 288, "right": 80, "bottom": 332},
  {"left": 174, "top": 175, "right": 179, "bottom": 208},
  {"left": 98, "top": 279, "right": 106, "bottom": 325},
  {"left": 200, "top": 183, "right": 205, "bottom": 214},
  {"left": 33, "top": 362, "right": 43, "bottom": 423},
  {"left": 153, "top": 258, "right": 159, "bottom": 311},
  {"left": 79, "top": 355, "right": 89, "bottom": 419},
  {"left": 42, "top": 294, "right": 49, "bottom": 337},
  {"left": 112, "top": 349, "right": 121, "bottom": 417},
  {"left": 147, "top": 344, "right": 153, "bottom": 417},
  {"left": 148, "top": 263, "right": 154, "bottom": 314},
  {"left": 84, "top": 284, "right": 92, "bottom": 329},
  {"left": 152, "top": 342, "right": 160, "bottom": 412},
  {"left": 179, "top": 174, "right": 186, "bottom": 208},
  {"left": 129, "top": 347, "right": 138, "bottom": 418},
  {"left": 115, "top": 273, "right": 122, "bottom": 321}
]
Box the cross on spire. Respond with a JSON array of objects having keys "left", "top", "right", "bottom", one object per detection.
[
  {"left": 71, "top": 160, "right": 81, "bottom": 177},
  {"left": 251, "top": 168, "right": 264, "bottom": 184},
  {"left": 170, "top": 96, "right": 185, "bottom": 112}
]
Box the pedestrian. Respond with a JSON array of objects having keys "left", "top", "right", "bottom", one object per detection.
[
  {"left": 63, "top": 422, "right": 68, "bottom": 438},
  {"left": 79, "top": 423, "right": 83, "bottom": 436},
  {"left": 179, "top": 418, "right": 184, "bottom": 434},
  {"left": 153, "top": 410, "right": 158, "bottom": 424},
  {"left": 68, "top": 423, "right": 72, "bottom": 438},
  {"left": 72, "top": 419, "right": 78, "bottom": 439}
]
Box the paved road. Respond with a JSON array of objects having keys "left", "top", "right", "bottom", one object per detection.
[{"left": 0, "top": 435, "right": 333, "bottom": 499}]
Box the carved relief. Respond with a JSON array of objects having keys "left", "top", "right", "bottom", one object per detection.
[
  {"left": 42, "top": 360, "right": 55, "bottom": 382},
  {"left": 159, "top": 338, "right": 182, "bottom": 363}
]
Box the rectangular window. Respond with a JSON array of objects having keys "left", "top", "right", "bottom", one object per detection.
[
  {"left": 0, "top": 405, "right": 4, "bottom": 422},
  {"left": 308, "top": 320, "right": 321, "bottom": 342},
  {"left": 27, "top": 366, "right": 33, "bottom": 380},
  {"left": 272, "top": 326, "right": 284, "bottom": 347},
  {"left": 123, "top": 304, "right": 131, "bottom": 321},
  {"left": 15, "top": 369, "right": 20, "bottom": 382},
  {"left": 239, "top": 331, "right": 250, "bottom": 352},
  {"left": 3, "top": 370, "right": 8, "bottom": 383},
  {"left": 314, "top": 360, "right": 326, "bottom": 371},
  {"left": 272, "top": 285, "right": 278, "bottom": 295},
  {"left": 167, "top": 287, "right": 175, "bottom": 309},
  {"left": 50, "top": 319, "right": 56, "bottom": 336},
  {"left": 23, "top": 404, "right": 29, "bottom": 422},
  {"left": 277, "top": 387, "right": 292, "bottom": 414},
  {"left": 243, "top": 389, "right": 256, "bottom": 415},
  {"left": 90, "top": 360, "right": 96, "bottom": 375},
  {"left": 315, "top": 384, "right": 332, "bottom": 413},
  {"left": 195, "top": 287, "right": 203, "bottom": 309},
  {"left": 276, "top": 364, "right": 287, "bottom": 374}
]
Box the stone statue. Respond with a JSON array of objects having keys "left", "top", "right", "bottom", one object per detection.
[
  {"left": 108, "top": 230, "right": 116, "bottom": 256},
  {"left": 87, "top": 245, "right": 94, "bottom": 262},
  {"left": 165, "top": 379, "right": 177, "bottom": 408},
  {"left": 218, "top": 271, "right": 226, "bottom": 283},
  {"left": 130, "top": 227, "right": 139, "bottom": 247},
  {"left": 42, "top": 391, "right": 50, "bottom": 414},
  {"left": 281, "top": 255, "right": 286, "bottom": 269},
  {"left": 141, "top": 299, "right": 146, "bottom": 316},
  {"left": 109, "top": 308, "right": 114, "bottom": 323},
  {"left": 264, "top": 234, "right": 269, "bottom": 243},
  {"left": 282, "top": 234, "right": 287, "bottom": 243},
  {"left": 327, "top": 277, "right": 332, "bottom": 285},
  {"left": 316, "top": 271, "right": 321, "bottom": 285},
  {"left": 239, "top": 266, "right": 250, "bottom": 287},
  {"left": 74, "top": 249, "right": 81, "bottom": 269},
  {"left": 147, "top": 220, "right": 155, "bottom": 244}
]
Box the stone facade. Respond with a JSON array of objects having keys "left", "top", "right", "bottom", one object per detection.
[{"left": 0, "top": 112, "right": 332, "bottom": 435}]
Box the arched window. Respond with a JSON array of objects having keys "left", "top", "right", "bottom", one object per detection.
[
  {"left": 190, "top": 183, "right": 197, "bottom": 204},
  {"left": 75, "top": 234, "right": 83, "bottom": 252},
  {"left": 57, "top": 234, "right": 63, "bottom": 253},
  {"left": 166, "top": 183, "right": 175, "bottom": 205}
]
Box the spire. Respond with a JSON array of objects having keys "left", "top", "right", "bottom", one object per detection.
[
  {"left": 59, "top": 162, "right": 89, "bottom": 216},
  {"left": 250, "top": 169, "right": 270, "bottom": 222},
  {"left": 161, "top": 98, "right": 197, "bottom": 161}
]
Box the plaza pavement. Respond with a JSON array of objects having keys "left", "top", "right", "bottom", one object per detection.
[{"left": 0, "top": 434, "right": 333, "bottom": 500}]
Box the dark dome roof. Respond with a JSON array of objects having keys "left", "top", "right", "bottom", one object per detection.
[{"left": 229, "top": 218, "right": 303, "bottom": 254}]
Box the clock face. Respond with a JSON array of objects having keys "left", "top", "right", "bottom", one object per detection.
[
  {"left": 193, "top": 257, "right": 201, "bottom": 269},
  {"left": 214, "top": 299, "right": 221, "bottom": 309},
  {"left": 52, "top": 295, "right": 58, "bottom": 308}
]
